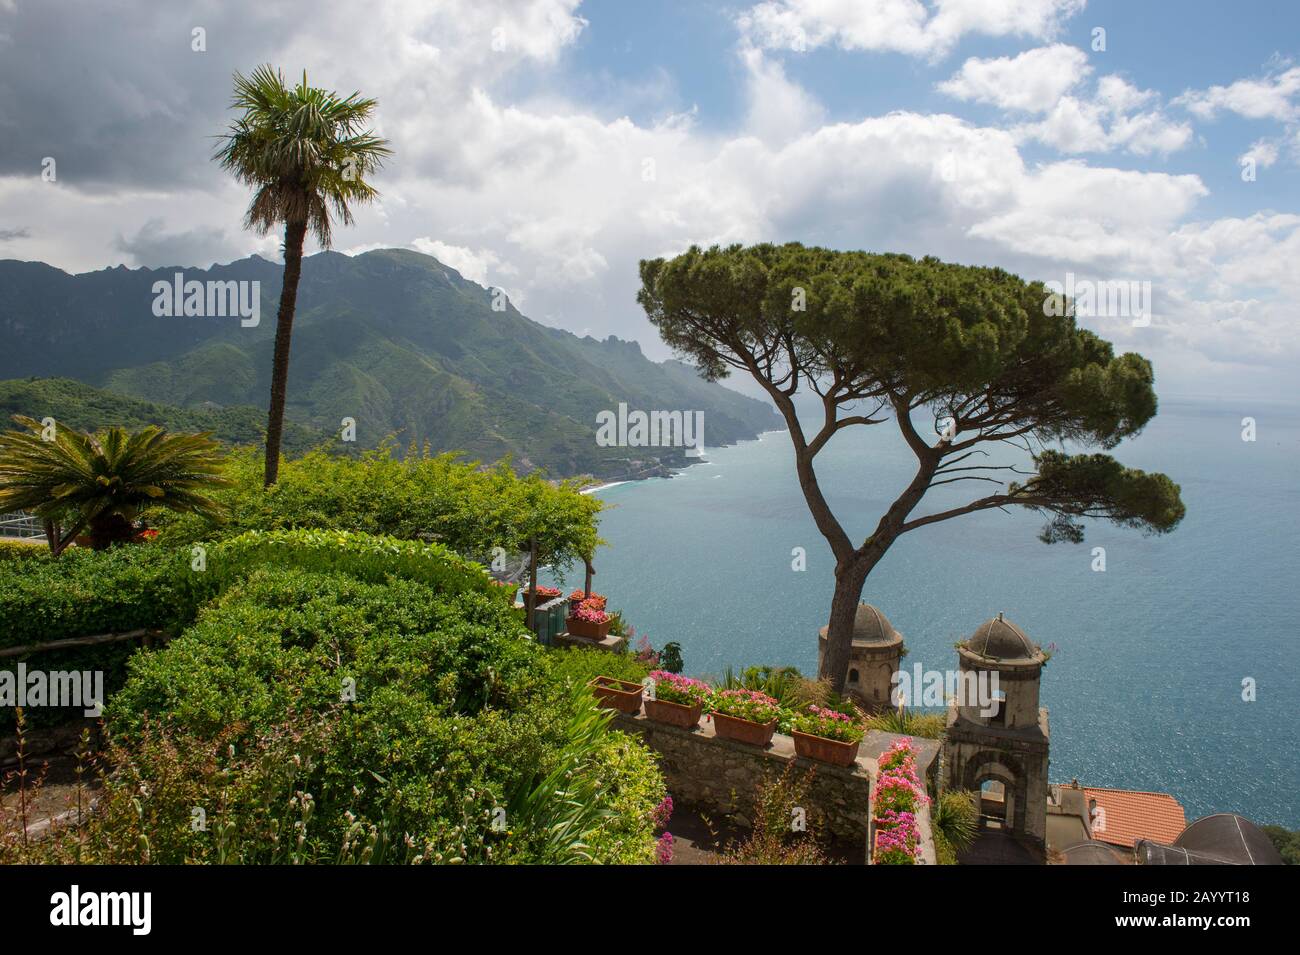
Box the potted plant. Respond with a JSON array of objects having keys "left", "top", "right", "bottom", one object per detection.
[
  {"left": 872, "top": 810, "right": 921, "bottom": 865},
  {"left": 707, "top": 689, "right": 781, "bottom": 746},
  {"left": 790, "top": 704, "right": 864, "bottom": 766},
  {"left": 522, "top": 584, "right": 561, "bottom": 611},
  {"left": 589, "top": 675, "right": 644, "bottom": 714},
  {"left": 566, "top": 598, "right": 612, "bottom": 639},
  {"left": 644, "top": 671, "right": 711, "bottom": 728},
  {"left": 568, "top": 589, "right": 607, "bottom": 611},
  {"left": 489, "top": 579, "right": 519, "bottom": 604}
]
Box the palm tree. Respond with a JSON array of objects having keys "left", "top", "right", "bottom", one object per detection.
[
  {"left": 214, "top": 65, "right": 391, "bottom": 486},
  {"left": 0, "top": 416, "right": 230, "bottom": 556}
]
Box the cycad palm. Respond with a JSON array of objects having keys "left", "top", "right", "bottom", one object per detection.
[
  {"left": 214, "top": 65, "right": 391, "bottom": 486},
  {"left": 0, "top": 416, "right": 230, "bottom": 555}
]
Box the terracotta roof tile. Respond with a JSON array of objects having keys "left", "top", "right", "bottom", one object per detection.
[{"left": 1081, "top": 787, "right": 1187, "bottom": 849}]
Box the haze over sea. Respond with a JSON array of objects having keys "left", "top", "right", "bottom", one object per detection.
[{"left": 570, "top": 396, "right": 1300, "bottom": 828}]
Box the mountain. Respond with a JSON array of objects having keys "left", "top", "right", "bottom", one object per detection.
[{"left": 0, "top": 249, "right": 781, "bottom": 479}]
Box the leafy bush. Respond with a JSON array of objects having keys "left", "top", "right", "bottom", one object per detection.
[
  {"left": 0, "top": 544, "right": 198, "bottom": 651},
  {"left": 150, "top": 446, "right": 602, "bottom": 575},
  {"left": 544, "top": 645, "right": 651, "bottom": 691},
  {"left": 865, "top": 706, "right": 948, "bottom": 740},
  {"left": 715, "top": 767, "right": 833, "bottom": 865},
  {"left": 90, "top": 552, "right": 664, "bottom": 865},
  {"left": 0, "top": 538, "right": 46, "bottom": 562},
  {"left": 932, "top": 790, "right": 979, "bottom": 865}
]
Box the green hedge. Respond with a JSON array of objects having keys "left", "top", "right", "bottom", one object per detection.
[
  {"left": 97, "top": 565, "right": 661, "bottom": 864},
  {"left": 0, "top": 545, "right": 197, "bottom": 651}
]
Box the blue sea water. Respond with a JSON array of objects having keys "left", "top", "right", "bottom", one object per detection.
[{"left": 560, "top": 397, "right": 1300, "bottom": 828}]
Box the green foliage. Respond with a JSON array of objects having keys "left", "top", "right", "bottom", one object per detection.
[
  {"left": 1021, "top": 450, "right": 1186, "bottom": 543},
  {"left": 0, "top": 415, "right": 230, "bottom": 553},
  {"left": 932, "top": 790, "right": 979, "bottom": 865},
  {"left": 544, "top": 646, "right": 652, "bottom": 691},
  {"left": 0, "top": 538, "right": 46, "bottom": 561},
  {"left": 0, "top": 545, "right": 198, "bottom": 651},
  {"left": 864, "top": 707, "right": 948, "bottom": 740},
  {"left": 87, "top": 548, "right": 663, "bottom": 864},
  {"left": 0, "top": 377, "right": 325, "bottom": 453},
  {"left": 215, "top": 65, "right": 391, "bottom": 249},
  {"left": 151, "top": 446, "right": 603, "bottom": 573},
  {"left": 638, "top": 242, "right": 1184, "bottom": 546},
  {"left": 715, "top": 766, "right": 834, "bottom": 865},
  {"left": 1262, "top": 825, "right": 1300, "bottom": 865},
  {"left": 659, "top": 641, "right": 685, "bottom": 674}
]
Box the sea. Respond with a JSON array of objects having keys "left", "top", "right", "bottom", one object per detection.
[{"left": 550, "top": 396, "right": 1300, "bottom": 827}]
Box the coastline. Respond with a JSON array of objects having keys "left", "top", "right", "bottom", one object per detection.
[{"left": 581, "top": 428, "right": 786, "bottom": 494}]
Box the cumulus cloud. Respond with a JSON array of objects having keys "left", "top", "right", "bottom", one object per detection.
[
  {"left": 1175, "top": 65, "right": 1300, "bottom": 122},
  {"left": 1, "top": 0, "right": 1298, "bottom": 398},
  {"left": 737, "top": 0, "right": 1084, "bottom": 60},
  {"left": 938, "top": 47, "right": 1191, "bottom": 157},
  {"left": 938, "top": 44, "right": 1090, "bottom": 112}
]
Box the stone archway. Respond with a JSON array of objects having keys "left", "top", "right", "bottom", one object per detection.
[{"left": 961, "top": 749, "right": 1027, "bottom": 836}]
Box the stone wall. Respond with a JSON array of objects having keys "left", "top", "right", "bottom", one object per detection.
[{"left": 613, "top": 711, "right": 938, "bottom": 862}]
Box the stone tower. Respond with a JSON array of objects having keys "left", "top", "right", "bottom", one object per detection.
[
  {"left": 942, "top": 613, "right": 1050, "bottom": 856},
  {"left": 817, "top": 603, "right": 905, "bottom": 712}
]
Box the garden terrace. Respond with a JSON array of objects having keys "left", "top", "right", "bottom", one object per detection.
[{"left": 613, "top": 709, "right": 937, "bottom": 863}]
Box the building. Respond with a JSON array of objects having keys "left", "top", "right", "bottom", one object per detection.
[
  {"left": 942, "top": 612, "right": 1051, "bottom": 858},
  {"left": 816, "top": 602, "right": 905, "bottom": 712},
  {"left": 1136, "top": 813, "right": 1285, "bottom": 865}
]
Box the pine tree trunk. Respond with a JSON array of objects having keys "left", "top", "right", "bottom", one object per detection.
[
  {"left": 818, "top": 557, "right": 871, "bottom": 694},
  {"left": 264, "top": 217, "right": 309, "bottom": 487}
]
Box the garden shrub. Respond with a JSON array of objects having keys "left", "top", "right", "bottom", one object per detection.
[
  {"left": 90, "top": 555, "right": 664, "bottom": 865},
  {"left": 150, "top": 446, "right": 602, "bottom": 575}
]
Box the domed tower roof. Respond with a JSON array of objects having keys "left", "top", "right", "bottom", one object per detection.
[
  {"left": 960, "top": 613, "right": 1045, "bottom": 666},
  {"left": 817, "top": 603, "right": 903, "bottom": 647}
]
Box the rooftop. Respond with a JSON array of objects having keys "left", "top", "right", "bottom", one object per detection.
[{"left": 1079, "top": 785, "right": 1187, "bottom": 849}]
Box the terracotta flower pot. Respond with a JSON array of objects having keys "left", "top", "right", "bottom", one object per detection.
[
  {"left": 792, "top": 730, "right": 861, "bottom": 767},
  {"left": 523, "top": 590, "right": 560, "bottom": 611},
  {"left": 566, "top": 614, "right": 611, "bottom": 640},
  {"left": 589, "top": 677, "right": 643, "bottom": 714},
  {"left": 644, "top": 698, "right": 703, "bottom": 729},
  {"left": 710, "top": 712, "right": 777, "bottom": 747}
]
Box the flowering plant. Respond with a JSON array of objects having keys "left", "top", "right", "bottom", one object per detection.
[
  {"left": 791, "top": 704, "right": 863, "bottom": 743},
  {"left": 878, "top": 737, "right": 918, "bottom": 773},
  {"left": 571, "top": 604, "right": 610, "bottom": 624},
  {"left": 568, "top": 590, "right": 607, "bottom": 611},
  {"left": 527, "top": 584, "right": 561, "bottom": 600},
  {"left": 631, "top": 634, "right": 659, "bottom": 666},
  {"left": 649, "top": 670, "right": 711, "bottom": 706},
  {"left": 708, "top": 688, "right": 781, "bottom": 725},
  {"left": 873, "top": 810, "right": 921, "bottom": 864}
]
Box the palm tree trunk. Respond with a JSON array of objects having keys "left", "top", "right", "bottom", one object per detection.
[{"left": 264, "top": 217, "right": 309, "bottom": 487}]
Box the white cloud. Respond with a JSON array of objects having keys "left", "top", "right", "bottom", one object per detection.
[
  {"left": 1175, "top": 65, "right": 1300, "bottom": 122},
  {"left": 738, "top": 0, "right": 1084, "bottom": 59},
  {"left": 3, "top": 0, "right": 1300, "bottom": 399},
  {"left": 938, "top": 48, "right": 1190, "bottom": 157},
  {"left": 939, "top": 44, "right": 1090, "bottom": 112}
]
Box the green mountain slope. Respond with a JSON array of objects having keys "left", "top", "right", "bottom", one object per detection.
[
  {"left": 0, "top": 377, "right": 327, "bottom": 452},
  {"left": 0, "top": 249, "right": 780, "bottom": 478}
]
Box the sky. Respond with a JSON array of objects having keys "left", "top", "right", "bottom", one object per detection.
[{"left": 1, "top": 0, "right": 1298, "bottom": 401}]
